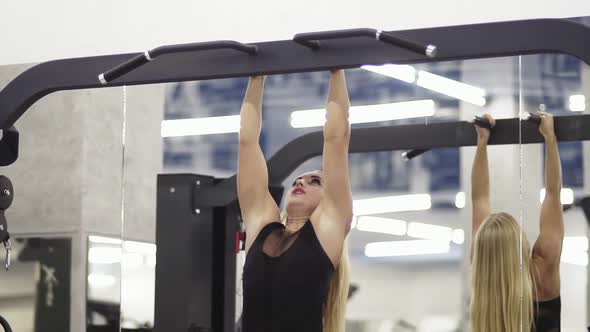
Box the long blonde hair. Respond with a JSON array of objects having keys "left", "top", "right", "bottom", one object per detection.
[
  {"left": 280, "top": 211, "right": 350, "bottom": 332},
  {"left": 471, "top": 212, "right": 535, "bottom": 332}
]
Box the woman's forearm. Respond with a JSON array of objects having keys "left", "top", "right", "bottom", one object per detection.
[
  {"left": 544, "top": 134, "right": 562, "bottom": 195},
  {"left": 324, "top": 70, "right": 350, "bottom": 141},
  {"left": 472, "top": 141, "right": 490, "bottom": 203},
  {"left": 239, "top": 77, "right": 265, "bottom": 145}
]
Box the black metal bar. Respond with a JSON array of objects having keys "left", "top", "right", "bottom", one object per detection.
[
  {"left": 155, "top": 174, "right": 240, "bottom": 332},
  {"left": 2, "top": 19, "right": 590, "bottom": 131},
  {"left": 192, "top": 114, "right": 590, "bottom": 208},
  {"left": 154, "top": 174, "right": 216, "bottom": 332},
  {"left": 293, "top": 28, "right": 437, "bottom": 57},
  {"left": 99, "top": 40, "right": 258, "bottom": 85}
]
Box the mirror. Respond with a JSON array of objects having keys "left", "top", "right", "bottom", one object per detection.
[
  {"left": 0, "top": 63, "right": 126, "bottom": 332},
  {"left": 119, "top": 55, "right": 529, "bottom": 331}
]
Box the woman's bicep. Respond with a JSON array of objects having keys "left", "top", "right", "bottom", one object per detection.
[{"left": 237, "top": 142, "right": 280, "bottom": 228}]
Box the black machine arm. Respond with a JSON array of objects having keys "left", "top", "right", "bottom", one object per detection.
[{"left": 192, "top": 114, "right": 590, "bottom": 209}]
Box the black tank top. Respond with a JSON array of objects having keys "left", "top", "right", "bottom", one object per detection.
[
  {"left": 242, "top": 221, "right": 335, "bottom": 332},
  {"left": 534, "top": 296, "right": 561, "bottom": 332}
]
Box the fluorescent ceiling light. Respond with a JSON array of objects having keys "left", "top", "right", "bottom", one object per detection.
[
  {"left": 89, "top": 236, "right": 122, "bottom": 245},
  {"left": 364, "top": 240, "right": 450, "bottom": 257},
  {"left": 451, "top": 229, "right": 465, "bottom": 245},
  {"left": 561, "top": 251, "right": 588, "bottom": 266},
  {"left": 560, "top": 236, "right": 588, "bottom": 266},
  {"left": 569, "top": 95, "right": 586, "bottom": 112},
  {"left": 362, "top": 64, "right": 487, "bottom": 106},
  {"left": 361, "top": 64, "right": 416, "bottom": 83},
  {"left": 563, "top": 236, "right": 588, "bottom": 252},
  {"left": 407, "top": 222, "right": 453, "bottom": 242},
  {"left": 539, "top": 188, "right": 574, "bottom": 205},
  {"left": 356, "top": 216, "right": 407, "bottom": 235},
  {"left": 123, "top": 241, "right": 157, "bottom": 255},
  {"left": 88, "top": 247, "right": 122, "bottom": 264},
  {"left": 455, "top": 192, "right": 466, "bottom": 209},
  {"left": 88, "top": 273, "right": 117, "bottom": 288},
  {"left": 290, "top": 100, "right": 435, "bottom": 128},
  {"left": 350, "top": 216, "right": 358, "bottom": 230},
  {"left": 353, "top": 194, "right": 431, "bottom": 215},
  {"left": 416, "top": 71, "right": 486, "bottom": 106},
  {"left": 161, "top": 115, "right": 241, "bottom": 137}
]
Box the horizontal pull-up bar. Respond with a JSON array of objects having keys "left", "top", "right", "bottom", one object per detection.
[
  {"left": 1, "top": 19, "right": 589, "bottom": 133},
  {"left": 293, "top": 28, "right": 437, "bottom": 58},
  {"left": 402, "top": 114, "right": 524, "bottom": 161},
  {"left": 98, "top": 40, "right": 258, "bottom": 84},
  {"left": 192, "top": 114, "right": 590, "bottom": 208}
]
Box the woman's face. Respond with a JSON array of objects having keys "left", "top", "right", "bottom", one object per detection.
[{"left": 285, "top": 171, "right": 324, "bottom": 216}]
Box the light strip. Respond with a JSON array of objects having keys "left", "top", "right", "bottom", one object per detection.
[
  {"left": 539, "top": 188, "right": 574, "bottom": 205},
  {"left": 560, "top": 236, "right": 588, "bottom": 266},
  {"left": 88, "top": 273, "right": 117, "bottom": 288},
  {"left": 563, "top": 236, "right": 588, "bottom": 252},
  {"left": 416, "top": 71, "right": 486, "bottom": 106},
  {"left": 561, "top": 252, "right": 588, "bottom": 266},
  {"left": 355, "top": 216, "right": 407, "bottom": 235},
  {"left": 88, "top": 247, "right": 122, "bottom": 264},
  {"left": 161, "top": 115, "right": 241, "bottom": 137},
  {"left": 360, "top": 64, "right": 416, "bottom": 83},
  {"left": 407, "top": 222, "right": 453, "bottom": 242},
  {"left": 362, "top": 64, "right": 487, "bottom": 106},
  {"left": 89, "top": 236, "right": 122, "bottom": 245},
  {"left": 364, "top": 240, "right": 450, "bottom": 257},
  {"left": 290, "top": 100, "right": 435, "bottom": 128},
  {"left": 455, "top": 192, "right": 466, "bottom": 209},
  {"left": 123, "top": 241, "right": 157, "bottom": 255},
  {"left": 569, "top": 95, "right": 586, "bottom": 112},
  {"left": 353, "top": 194, "right": 431, "bottom": 215},
  {"left": 451, "top": 229, "right": 465, "bottom": 245}
]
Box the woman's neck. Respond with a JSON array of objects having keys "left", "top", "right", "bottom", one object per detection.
[{"left": 285, "top": 216, "right": 308, "bottom": 233}]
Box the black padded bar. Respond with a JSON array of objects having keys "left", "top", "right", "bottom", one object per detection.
[
  {"left": 293, "top": 28, "right": 437, "bottom": 57},
  {"left": 192, "top": 114, "right": 590, "bottom": 207},
  {"left": 402, "top": 149, "right": 430, "bottom": 161},
  {"left": 99, "top": 40, "right": 258, "bottom": 85},
  {"left": 99, "top": 53, "right": 150, "bottom": 85},
  {"left": 2, "top": 19, "right": 590, "bottom": 129}
]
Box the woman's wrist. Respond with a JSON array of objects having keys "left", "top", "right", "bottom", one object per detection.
[
  {"left": 543, "top": 133, "right": 557, "bottom": 143},
  {"left": 477, "top": 137, "right": 489, "bottom": 146}
]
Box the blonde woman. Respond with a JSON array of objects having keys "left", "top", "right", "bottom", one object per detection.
[
  {"left": 237, "top": 71, "right": 352, "bottom": 332},
  {"left": 471, "top": 113, "right": 563, "bottom": 331}
]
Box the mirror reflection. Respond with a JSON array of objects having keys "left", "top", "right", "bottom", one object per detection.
[
  {"left": 517, "top": 53, "right": 589, "bottom": 331},
  {"left": 0, "top": 63, "right": 125, "bottom": 332}
]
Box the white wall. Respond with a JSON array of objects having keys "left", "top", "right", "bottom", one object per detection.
[{"left": 1, "top": 0, "right": 590, "bottom": 65}]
